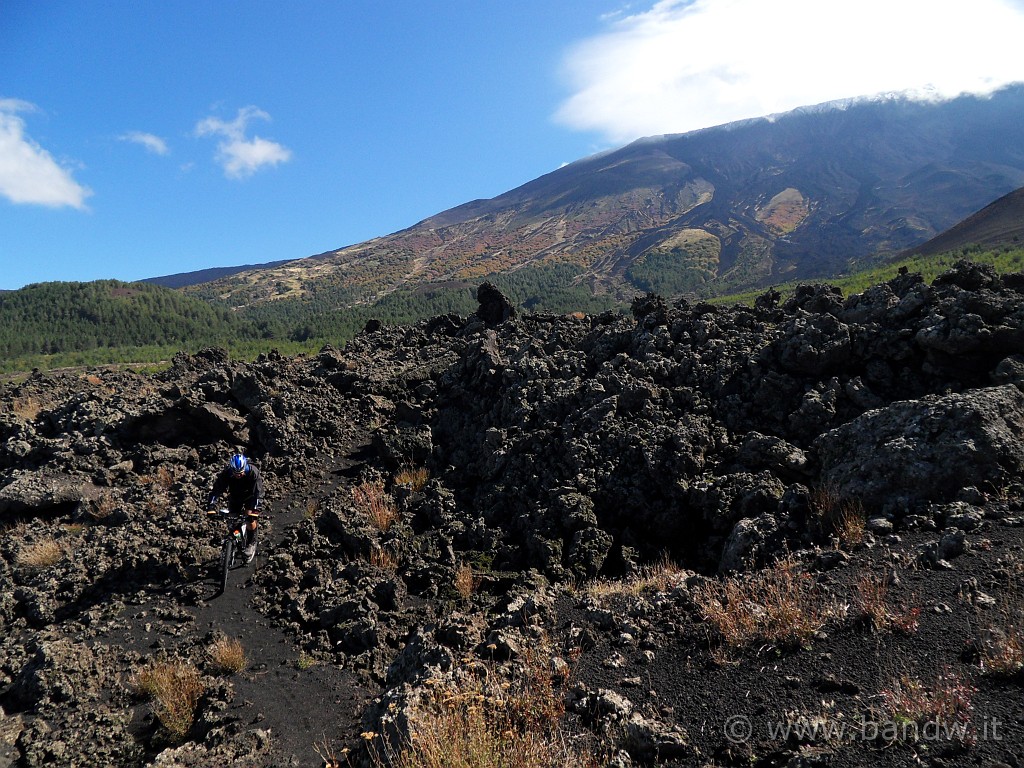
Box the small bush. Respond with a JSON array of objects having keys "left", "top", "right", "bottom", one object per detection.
[
  {"left": 585, "top": 555, "right": 688, "bottom": 601},
  {"left": 15, "top": 539, "right": 64, "bottom": 569},
  {"left": 853, "top": 572, "right": 920, "bottom": 634},
  {"left": 353, "top": 480, "right": 398, "bottom": 531},
  {"left": 304, "top": 499, "right": 320, "bottom": 520},
  {"left": 372, "top": 643, "right": 600, "bottom": 768},
  {"left": 454, "top": 563, "right": 476, "bottom": 601},
  {"left": 155, "top": 465, "right": 175, "bottom": 491},
  {"left": 854, "top": 571, "right": 889, "bottom": 629},
  {"left": 12, "top": 395, "right": 43, "bottom": 422},
  {"left": 693, "top": 555, "right": 845, "bottom": 658},
  {"left": 208, "top": 636, "right": 246, "bottom": 674},
  {"left": 394, "top": 465, "right": 430, "bottom": 492},
  {"left": 810, "top": 485, "right": 866, "bottom": 546},
  {"left": 878, "top": 668, "right": 976, "bottom": 743},
  {"left": 369, "top": 546, "right": 399, "bottom": 571},
  {"left": 977, "top": 592, "right": 1024, "bottom": 676},
  {"left": 91, "top": 492, "right": 118, "bottom": 520},
  {"left": 133, "top": 660, "right": 205, "bottom": 739},
  {"left": 980, "top": 625, "right": 1024, "bottom": 677},
  {"left": 1, "top": 520, "right": 29, "bottom": 539}
]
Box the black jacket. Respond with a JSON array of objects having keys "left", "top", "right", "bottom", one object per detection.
[{"left": 209, "top": 465, "right": 264, "bottom": 513}]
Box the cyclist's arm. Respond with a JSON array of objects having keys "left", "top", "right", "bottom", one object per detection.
[
  {"left": 208, "top": 469, "right": 229, "bottom": 508},
  {"left": 246, "top": 468, "right": 265, "bottom": 513}
]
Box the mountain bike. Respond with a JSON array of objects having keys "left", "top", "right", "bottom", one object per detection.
[{"left": 213, "top": 508, "right": 257, "bottom": 593}]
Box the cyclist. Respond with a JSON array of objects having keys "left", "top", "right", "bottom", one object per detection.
[{"left": 207, "top": 453, "right": 264, "bottom": 565}]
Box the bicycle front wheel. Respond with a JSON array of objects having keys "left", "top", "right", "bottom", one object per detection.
[{"left": 220, "top": 537, "right": 234, "bottom": 593}]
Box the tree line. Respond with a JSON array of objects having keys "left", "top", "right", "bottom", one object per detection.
[{"left": 0, "top": 265, "right": 626, "bottom": 373}]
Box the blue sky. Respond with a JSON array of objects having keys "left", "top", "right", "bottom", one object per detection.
[{"left": 4, "top": 0, "right": 1024, "bottom": 290}]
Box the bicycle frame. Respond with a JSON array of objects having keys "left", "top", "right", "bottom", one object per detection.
[{"left": 215, "top": 508, "right": 255, "bottom": 593}]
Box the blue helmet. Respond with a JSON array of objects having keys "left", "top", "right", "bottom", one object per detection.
[{"left": 229, "top": 454, "right": 248, "bottom": 475}]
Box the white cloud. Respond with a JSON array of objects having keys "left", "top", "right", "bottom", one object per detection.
[
  {"left": 195, "top": 106, "right": 292, "bottom": 179},
  {"left": 556, "top": 0, "right": 1024, "bottom": 142},
  {"left": 120, "top": 131, "right": 169, "bottom": 155},
  {"left": 0, "top": 99, "right": 91, "bottom": 209}
]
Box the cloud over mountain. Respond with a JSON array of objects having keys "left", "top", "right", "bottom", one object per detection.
[{"left": 556, "top": 0, "right": 1024, "bottom": 141}]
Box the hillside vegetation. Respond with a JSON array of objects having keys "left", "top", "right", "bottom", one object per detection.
[
  {"left": 4, "top": 243, "right": 1023, "bottom": 376},
  {"left": 715, "top": 245, "right": 1024, "bottom": 306},
  {"left": 0, "top": 265, "right": 615, "bottom": 373}
]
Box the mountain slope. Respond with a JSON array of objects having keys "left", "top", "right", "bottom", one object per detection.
[
  {"left": 144, "top": 259, "right": 299, "bottom": 289},
  {"left": 188, "top": 85, "right": 1024, "bottom": 308},
  {"left": 905, "top": 185, "right": 1024, "bottom": 257}
]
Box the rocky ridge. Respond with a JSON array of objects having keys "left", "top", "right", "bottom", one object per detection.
[{"left": 1, "top": 261, "right": 1024, "bottom": 766}]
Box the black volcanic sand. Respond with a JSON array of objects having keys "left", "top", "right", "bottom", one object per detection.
[{"left": 1, "top": 263, "right": 1024, "bottom": 767}]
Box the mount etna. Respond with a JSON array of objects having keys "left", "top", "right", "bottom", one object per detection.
[{"left": 158, "top": 85, "right": 1024, "bottom": 310}]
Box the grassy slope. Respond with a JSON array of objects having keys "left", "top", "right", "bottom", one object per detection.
[{"left": 711, "top": 246, "right": 1024, "bottom": 306}]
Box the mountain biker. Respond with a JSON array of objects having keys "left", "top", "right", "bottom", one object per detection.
[{"left": 207, "top": 454, "right": 264, "bottom": 565}]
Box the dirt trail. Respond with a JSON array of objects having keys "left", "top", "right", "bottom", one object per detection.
[{"left": 188, "top": 437, "right": 375, "bottom": 764}]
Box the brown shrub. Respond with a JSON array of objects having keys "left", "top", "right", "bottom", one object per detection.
[
  {"left": 853, "top": 571, "right": 919, "bottom": 634},
  {"left": 810, "top": 485, "right": 867, "bottom": 546},
  {"left": 454, "top": 563, "right": 476, "bottom": 601},
  {"left": 15, "top": 539, "right": 64, "bottom": 569},
  {"left": 585, "top": 555, "right": 688, "bottom": 601},
  {"left": 693, "top": 555, "right": 845, "bottom": 659},
  {"left": 91, "top": 492, "right": 118, "bottom": 520},
  {"left": 878, "top": 668, "right": 976, "bottom": 743},
  {"left": 372, "top": 642, "right": 600, "bottom": 768},
  {"left": 154, "top": 465, "right": 175, "bottom": 491},
  {"left": 133, "top": 660, "right": 206, "bottom": 739},
  {"left": 353, "top": 480, "right": 398, "bottom": 531},
  {"left": 394, "top": 465, "right": 430, "bottom": 492},
  {"left": 208, "top": 636, "right": 247, "bottom": 674},
  {"left": 369, "top": 546, "right": 399, "bottom": 571}
]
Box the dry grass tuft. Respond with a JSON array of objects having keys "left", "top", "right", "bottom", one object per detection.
[
  {"left": 394, "top": 465, "right": 430, "bottom": 492},
  {"left": 133, "top": 660, "right": 206, "bottom": 739},
  {"left": 976, "top": 589, "right": 1024, "bottom": 677},
  {"left": 852, "top": 571, "right": 919, "bottom": 634},
  {"left": 454, "top": 563, "right": 476, "bottom": 601},
  {"left": 91, "top": 492, "right": 118, "bottom": 520},
  {"left": 693, "top": 555, "right": 845, "bottom": 659},
  {"left": 304, "top": 499, "right": 320, "bottom": 520},
  {"left": 15, "top": 538, "right": 64, "bottom": 569},
  {"left": 353, "top": 480, "right": 399, "bottom": 532},
  {"left": 208, "top": 636, "right": 247, "bottom": 674},
  {"left": 585, "top": 555, "right": 688, "bottom": 601},
  {"left": 1, "top": 520, "right": 29, "bottom": 539},
  {"left": 154, "top": 465, "right": 176, "bottom": 491},
  {"left": 369, "top": 546, "right": 400, "bottom": 571},
  {"left": 878, "top": 668, "right": 976, "bottom": 743},
  {"left": 810, "top": 485, "right": 867, "bottom": 546},
  {"left": 373, "top": 643, "right": 600, "bottom": 768},
  {"left": 11, "top": 395, "right": 43, "bottom": 422},
  {"left": 854, "top": 571, "right": 890, "bottom": 629},
  {"left": 980, "top": 625, "right": 1024, "bottom": 677},
  {"left": 145, "top": 496, "right": 165, "bottom": 517}
]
